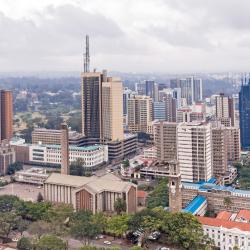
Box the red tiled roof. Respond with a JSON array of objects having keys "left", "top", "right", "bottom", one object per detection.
[
  {"left": 236, "top": 210, "right": 250, "bottom": 221},
  {"left": 216, "top": 211, "right": 232, "bottom": 221},
  {"left": 198, "top": 216, "right": 250, "bottom": 232},
  {"left": 137, "top": 190, "right": 148, "bottom": 198}
]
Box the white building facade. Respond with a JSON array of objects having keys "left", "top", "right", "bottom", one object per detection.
[
  {"left": 177, "top": 122, "right": 212, "bottom": 182},
  {"left": 29, "top": 144, "right": 108, "bottom": 168}
]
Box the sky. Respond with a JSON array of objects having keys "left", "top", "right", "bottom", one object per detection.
[{"left": 1, "top": 0, "right": 250, "bottom": 73}]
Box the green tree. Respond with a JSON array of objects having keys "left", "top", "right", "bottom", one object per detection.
[
  {"left": 129, "top": 247, "right": 144, "bottom": 250},
  {"left": 17, "top": 219, "right": 30, "bottom": 236},
  {"left": 7, "top": 162, "right": 23, "bottom": 175},
  {"left": 0, "top": 195, "right": 20, "bottom": 212},
  {"left": 70, "top": 210, "right": 101, "bottom": 245},
  {"left": 114, "top": 198, "right": 126, "bottom": 215},
  {"left": 122, "top": 159, "right": 130, "bottom": 168},
  {"left": 147, "top": 178, "right": 169, "bottom": 209},
  {"left": 107, "top": 214, "right": 130, "bottom": 238},
  {"left": 92, "top": 212, "right": 108, "bottom": 233},
  {"left": 0, "top": 212, "right": 20, "bottom": 240},
  {"left": 36, "top": 235, "right": 67, "bottom": 250},
  {"left": 70, "top": 158, "right": 85, "bottom": 176},
  {"left": 37, "top": 192, "right": 44, "bottom": 202},
  {"left": 28, "top": 220, "right": 52, "bottom": 239},
  {"left": 161, "top": 212, "right": 204, "bottom": 249},
  {"left": 15, "top": 200, "right": 51, "bottom": 221},
  {"left": 46, "top": 204, "right": 74, "bottom": 236},
  {"left": 17, "top": 237, "right": 33, "bottom": 250}
]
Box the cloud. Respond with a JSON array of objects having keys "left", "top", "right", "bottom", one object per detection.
[{"left": 1, "top": 0, "right": 250, "bottom": 72}]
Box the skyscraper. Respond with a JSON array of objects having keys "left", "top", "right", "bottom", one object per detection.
[
  {"left": 102, "top": 77, "right": 124, "bottom": 141},
  {"left": 239, "top": 80, "right": 250, "bottom": 149},
  {"left": 127, "top": 95, "right": 152, "bottom": 133},
  {"left": 154, "top": 121, "right": 177, "bottom": 162},
  {"left": 0, "top": 90, "right": 13, "bottom": 141},
  {"left": 215, "top": 93, "right": 235, "bottom": 127},
  {"left": 177, "top": 122, "right": 212, "bottom": 183},
  {"left": 145, "top": 80, "right": 159, "bottom": 102},
  {"left": 81, "top": 71, "right": 103, "bottom": 139}
]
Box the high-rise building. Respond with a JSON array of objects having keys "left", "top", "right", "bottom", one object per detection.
[
  {"left": 102, "top": 77, "right": 124, "bottom": 141},
  {"left": 60, "top": 124, "right": 69, "bottom": 175},
  {"left": 212, "top": 127, "right": 228, "bottom": 178},
  {"left": 153, "top": 102, "right": 166, "bottom": 120},
  {"left": 145, "top": 80, "right": 159, "bottom": 102},
  {"left": 81, "top": 71, "right": 103, "bottom": 139},
  {"left": 123, "top": 87, "right": 136, "bottom": 115},
  {"left": 0, "top": 90, "right": 13, "bottom": 141},
  {"left": 215, "top": 93, "right": 235, "bottom": 127},
  {"left": 154, "top": 121, "right": 177, "bottom": 162},
  {"left": 164, "top": 94, "right": 177, "bottom": 122},
  {"left": 127, "top": 95, "right": 152, "bottom": 133},
  {"left": 135, "top": 82, "right": 146, "bottom": 95},
  {"left": 170, "top": 77, "right": 203, "bottom": 105},
  {"left": 177, "top": 122, "right": 212, "bottom": 183},
  {"left": 239, "top": 80, "right": 250, "bottom": 149}
]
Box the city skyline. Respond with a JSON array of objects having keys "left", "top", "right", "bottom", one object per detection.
[{"left": 1, "top": 0, "right": 250, "bottom": 73}]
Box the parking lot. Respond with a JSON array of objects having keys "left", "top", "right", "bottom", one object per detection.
[{"left": 0, "top": 183, "right": 42, "bottom": 201}]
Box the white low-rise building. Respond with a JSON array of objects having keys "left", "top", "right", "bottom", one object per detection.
[
  {"left": 198, "top": 210, "right": 250, "bottom": 250},
  {"left": 29, "top": 144, "right": 108, "bottom": 169}
]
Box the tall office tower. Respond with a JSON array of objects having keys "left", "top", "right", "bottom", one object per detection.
[
  {"left": 172, "top": 88, "right": 182, "bottom": 108},
  {"left": 168, "top": 161, "right": 182, "bottom": 213},
  {"left": 225, "top": 127, "right": 240, "bottom": 163},
  {"left": 123, "top": 87, "right": 136, "bottom": 115},
  {"left": 171, "top": 77, "right": 203, "bottom": 105},
  {"left": 0, "top": 90, "right": 13, "bottom": 141},
  {"left": 239, "top": 80, "right": 250, "bottom": 149},
  {"left": 211, "top": 126, "right": 240, "bottom": 178},
  {"left": 127, "top": 95, "right": 152, "bottom": 133},
  {"left": 177, "top": 122, "right": 212, "bottom": 183},
  {"left": 145, "top": 80, "right": 159, "bottom": 102},
  {"left": 193, "top": 78, "right": 203, "bottom": 102},
  {"left": 215, "top": 93, "right": 235, "bottom": 127},
  {"left": 164, "top": 94, "right": 177, "bottom": 122},
  {"left": 154, "top": 121, "right": 177, "bottom": 162},
  {"left": 60, "top": 123, "right": 69, "bottom": 175},
  {"left": 135, "top": 82, "right": 146, "bottom": 95},
  {"left": 153, "top": 102, "right": 166, "bottom": 120},
  {"left": 180, "top": 78, "right": 193, "bottom": 105},
  {"left": 212, "top": 128, "right": 228, "bottom": 178},
  {"left": 81, "top": 71, "right": 103, "bottom": 138},
  {"left": 102, "top": 77, "right": 124, "bottom": 141},
  {"left": 170, "top": 78, "right": 181, "bottom": 89}
]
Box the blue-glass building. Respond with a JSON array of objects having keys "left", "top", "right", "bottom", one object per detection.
[{"left": 239, "top": 80, "right": 250, "bottom": 149}]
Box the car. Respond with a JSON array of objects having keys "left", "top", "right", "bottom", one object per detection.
[
  {"left": 98, "top": 235, "right": 104, "bottom": 239},
  {"left": 12, "top": 237, "right": 19, "bottom": 242},
  {"left": 148, "top": 231, "right": 161, "bottom": 240},
  {"left": 104, "top": 241, "right": 111, "bottom": 245}
]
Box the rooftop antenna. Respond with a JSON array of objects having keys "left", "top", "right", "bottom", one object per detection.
[{"left": 84, "top": 35, "right": 90, "bottom": 73}]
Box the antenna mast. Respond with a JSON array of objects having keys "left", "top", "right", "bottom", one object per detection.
[{"left": 84, "top": 35, "right": 90, "bottom": 73}]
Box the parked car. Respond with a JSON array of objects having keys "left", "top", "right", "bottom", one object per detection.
[{"left": 104, "top": 241, "right": 111, "bottom": 245}]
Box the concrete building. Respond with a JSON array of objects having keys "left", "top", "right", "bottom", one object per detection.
[
  {"left": 102, "top": 77, "right": 124, "bottom": 142},
  {"left": 0, "top": 90, "right": 13, "bottom": 141},
  {"left": 153, "top": 102, "right": 166, "bottom": 120},
  {"left": 211, "top": 126, "right": 240, "bottom": 178},
  {"left": 14, "top": 167, "right": 49, "bottom": 185},
  {"left": 29, "top": 144, "right": 108, "bottom": 169},
  {"left": 60, "top": 124, "right": 69, "bottom": 175},
  {"left": 164, "top": 94, "right": 177, "bottom": 122},
  {"left": 177, "top": 122, "right": 212, "bottom": 183},
  {"left": 135, "top": 82, "right": 146, "bottom": 96},
  {"left": 127, "top": 95, "right": 152, "bottom": 133},
  {"left": 154, "top": 121, "right": 177, "bottom": 162},
  {"left": 123, "top": 87, "right": 136, "bottom": 116},
  {"left": 145, "top": 80, "right": 158, "bottom": 102},
  {"left": 0, "top": 140, "right": 15, "bottom": 175},
  {"left": 32, "top": 128, "right": 85, "bottom": 145},
  {"left": 215, "top": 93, "right": 235, "bottom": 127},
  {"left": 199, "top": 210, "right": 250, "bottom": 250},
  {"left": 81, "top": 71, "right": 103, "bottom": 139},
  {"left": 44, "top": 173, "right": 137, "bottom": 214}
]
